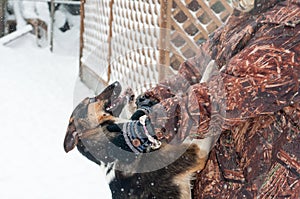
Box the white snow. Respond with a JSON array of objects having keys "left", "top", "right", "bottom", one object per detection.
[{"left": 0, "top": 28, "right": 112, "bottom": 198}]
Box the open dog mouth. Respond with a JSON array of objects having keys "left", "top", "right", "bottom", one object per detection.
[
  {"left": 89, "top": 81, "right": 125, "bottom": 116},
  {"left": 104, "top": 87, "right": 135, "bottom": 117}
]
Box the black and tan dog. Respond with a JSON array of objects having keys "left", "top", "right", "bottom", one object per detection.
[{"left": 64, "top": 82, "right": 209, "bottom": 199}]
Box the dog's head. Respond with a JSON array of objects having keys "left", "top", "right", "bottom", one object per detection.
[{"left": 63, "top": 81, "right": 135, "bottom": 164}]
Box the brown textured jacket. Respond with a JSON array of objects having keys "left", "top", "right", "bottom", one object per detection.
[{"left": 144, "top": 0, "right": 300, "bottom": 198}]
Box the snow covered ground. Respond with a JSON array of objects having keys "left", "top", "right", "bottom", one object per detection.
[{"left": 0, "top": 29, "right": 112, "bottom": 198}]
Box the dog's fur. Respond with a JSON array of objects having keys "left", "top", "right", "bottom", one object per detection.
[{"left": 64, "top": 82, "right": 210, "bottom": 199}]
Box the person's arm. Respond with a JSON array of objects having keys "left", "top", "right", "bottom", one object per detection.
[
  {"left": 146, "top": 24, "right": 300, "bottom": 142},
  {"left": 138, "top": 1, "right": 300, "bottom": 142}
]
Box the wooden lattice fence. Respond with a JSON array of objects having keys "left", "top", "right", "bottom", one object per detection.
[
  {"left": 79, "top": 0, "right": 233, "bottom": 93},
  {"left": 169, "top": 0, "right": 232, "bottom": 69}
]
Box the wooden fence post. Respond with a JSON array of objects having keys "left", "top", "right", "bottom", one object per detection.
[
  {"left": 79, "top": 0, "right": 85, "bottom": 79},
  {"left": 107, "top": 0, "right": 114, "bottom": 83},
  {"left": 158, "top": 0, "right": 172, "bottom": 82},
  {"left": 0, "top": 0, "right": 7, "bottom": 37},
  {"left": 50, "top": 0, "right": 55, "bottom": 52}
]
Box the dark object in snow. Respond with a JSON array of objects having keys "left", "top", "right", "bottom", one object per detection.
[
  {"left": 64, "top": 1, "right": 80, "bottom": 15},
  {"left": 47, "top": 1, "right": 80, "bottom": 15},
  {"left": 138, "top": 0, "right": 300, "bottom": 198},
  {"left": 59, "top": 21, "right": 70, "bottom": 32}
]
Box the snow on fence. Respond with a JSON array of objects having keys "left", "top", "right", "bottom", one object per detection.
[
  {"left": 0, "top": 24, "right": 33, "bottom": 45},
  {"left": 79, "top": 0, "right": 233, "bottom": 94}
]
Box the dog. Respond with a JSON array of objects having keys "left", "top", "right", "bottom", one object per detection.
[{"left": 64, "top": 81, "right": 211, "bottom": 199}]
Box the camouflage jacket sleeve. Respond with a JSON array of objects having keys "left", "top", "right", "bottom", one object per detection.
[
  {"left": 144, "top": 44, "right": 212, "bottom": 101},
  {"left": 145, "top": 1, "right": 300, "bottom": 139}
]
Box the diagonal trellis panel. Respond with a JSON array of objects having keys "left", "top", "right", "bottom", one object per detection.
[
  {"left": 169, "top": 0, "right": 233, "bottom": 69},
  {"left": 79, "top": 0, "right": 233, "bottom": 92}
]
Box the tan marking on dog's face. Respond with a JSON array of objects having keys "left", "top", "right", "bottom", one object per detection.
[
  {"left": 95, "top": 100, "right": 115, "bottom": 123},
  {"left": 87, "top": 100, "right": 115, "bottom": 127}
]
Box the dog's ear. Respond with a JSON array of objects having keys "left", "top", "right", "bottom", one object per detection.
[
  {"left": 63, "top": 117, "right": 78, "bottom": 153},
  {"left": 96, "top": 81, "right": 122, "bottom": 101}
]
